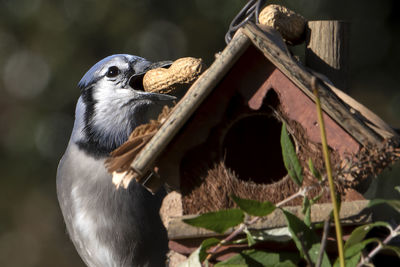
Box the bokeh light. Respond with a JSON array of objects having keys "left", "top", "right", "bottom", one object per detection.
[
  {"left": 138, "top": 20, "right": 187, "bottom": 60},
  {"left": 3, "top": 50, "right": 50, "bottom": 99}
]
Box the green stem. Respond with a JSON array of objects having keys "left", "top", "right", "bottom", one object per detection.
[{"left": 312, "top": 77, "right": 345, "bottom": 267}]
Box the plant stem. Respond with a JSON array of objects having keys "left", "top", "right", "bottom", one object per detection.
[
  {"left": 205, "top": 217, "right": 258, "bottom": 261},
  {"left": 205, "top": 187, "right": 309, "bottom": 261},
  {"left": 357, "top": 224, "right": 400, "bottom": 267},
  {"left": 312, "top": 77, "right": 345, "bottom": 267},
  {"left": 297, "top": 232, "right": 315, "bottom": 267},
  {"left": 316, "top": 218, "right": 330, "bottom": 267},
  {"left": 276, "top": 187, "right": 307, "bottom": 207}
]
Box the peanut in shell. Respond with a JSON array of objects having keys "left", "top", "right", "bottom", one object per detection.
[{"left": 143, "top": 57, "right": 204, "bottom": 94}]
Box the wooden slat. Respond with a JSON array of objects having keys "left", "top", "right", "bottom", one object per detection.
[
  {"left": 242, "top": 22, "right": 382, "bottom": 145},
  {"left": 306, "top": 20, "right": 350, "bottom": 91},
  {"left": 130, "top": 30, "right": 251, "bottom": 177},
  {"left": 324, "top": 81, "right": 397, "bottom": 139},
  {"left": 167, "top": 200, "right": 370, "bottom": 240}
]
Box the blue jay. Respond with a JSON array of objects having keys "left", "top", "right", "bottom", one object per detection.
[{"left": 57, "top": 54, "right": 175, "bottom": 267}]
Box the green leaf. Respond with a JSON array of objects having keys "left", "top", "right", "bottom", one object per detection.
[
  {"left": 234, "top": 227, "right": 292, "bottom": 245},
  {"left": 344, "top": 221, "right": 390, "bottom": 249},
  {"left": 312, "top": 221, "right": 325, "bottom": 229},
  {"left": 215, "top": 249, "right": 299, "bottom": 267},
  {"left": 334, "top": 238, "right": 380, "bottom": 267},
  {"left": 308, "top": 243, "right": 331, "bottom": 267},
  {"left": 335, "top": 237, "right": 400, "bottom": 267},
  {"left": 231, "top": 195, "right": 276, "bottom": 217},
  {"left": 251, "top": 227, "right": 292, "bottom": 243},
  {"left": 340, "top": 252, "right": 361, "bottom": 267},
  {"left": 302, "top": 196, "right": 312, "bottom": 227},
  {"left": 199, "top": 238, "right": 220, "bottom": 262},
  {"left": 244, "top": 227, "right": 256, "bottom": 247},
  {"left": 281, "top": 209, "right": 318, "bottom": 258},
  {"left": 282, "top": 210, "right": 332, "bottom": 266},
  {"left": 345, "top": 238, "right": 379, "bottom": 258},
  {"left": 281, "top": 123, "right": 303, "bottom": 186},
  {"left": 183, "top": 209, "right": 244, "bottom": 234},
  {"left": 311, "top": 191, "right": 323, "bottom": 204},
  {"left": 368, "top": 198, "right": 400, "bottom": 212},
  {"left": 302, "top": 192, "right": 324, "bottom": 228},
  {"left": 308, "top": 158, "right": 322, "bottom": 181}
]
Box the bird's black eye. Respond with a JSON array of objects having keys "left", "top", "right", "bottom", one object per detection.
[{"left": 106, "top": 66, "right": 120, "bottom": 78}]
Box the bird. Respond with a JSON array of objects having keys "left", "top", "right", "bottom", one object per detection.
[{"left": 56, "top": 54, "right": 175, "bottom": 267}]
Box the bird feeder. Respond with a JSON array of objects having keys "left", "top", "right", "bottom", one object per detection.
[{"left": 107, "top": 7, "right": 400, "bottom": 264}]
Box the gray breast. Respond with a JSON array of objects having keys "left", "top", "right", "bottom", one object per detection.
[{"left": 57, "top": 142, "right": 167, "bottom": 267}]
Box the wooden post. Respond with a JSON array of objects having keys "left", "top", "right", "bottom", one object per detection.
[{"left": 306, "top": 20, "right": 349, "bottom": 91}]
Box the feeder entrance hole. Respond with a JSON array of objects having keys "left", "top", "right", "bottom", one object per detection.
[{"left": 222, "top": 113, "right": 288, "bottom": 185}]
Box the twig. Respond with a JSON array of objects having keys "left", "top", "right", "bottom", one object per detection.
[
  {"left": 298, "top": 232, "right": 315, "bottom": 267},
  {"left": 205, "top": 216, "right": 258, "bottom": 261},
  {"left": 357, "top": 224, "right": 400, "bottom": 267},
  {"left": 276, "top": 186, "right": 308, "bottom": 207},
  {"left": 316, "top": 218, "right": 330, "bottom": 267},
  {"left": 312, "top": 76, "right": 345, "bottom": 267},
  {"left": 205, "top": 187, "right": 310, "bottom": 261}
]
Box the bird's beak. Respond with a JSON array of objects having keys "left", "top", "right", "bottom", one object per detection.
[
  {"left": 147, "top": 60, "right": 173, "bottom": 70},
  {"left": 128, "top": 60, "right": 176, "bottom": 102},
  {"left": 128, "top": 61, "right": 173, "bottom": 92}
]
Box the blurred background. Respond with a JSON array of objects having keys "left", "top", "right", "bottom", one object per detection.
[{"left": 0, "top": 0, "right": 399, "bottom": 266}]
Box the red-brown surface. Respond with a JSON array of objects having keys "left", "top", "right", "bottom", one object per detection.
[{"left": 249, "top": 68, "right": 360, "bottom": 157}]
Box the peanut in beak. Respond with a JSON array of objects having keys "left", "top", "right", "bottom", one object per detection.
[{"left": 143, "top": 57, "right": 205, "bottom": 94}]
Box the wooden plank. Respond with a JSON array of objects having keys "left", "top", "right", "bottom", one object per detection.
[
  {"left": 130, "top": 30, "right": 251, "bottom": 177},
  {"left": 306, "top": 20, "right": 350, "bottom": 91},
  {"left": 242, "top": 22, "right": 382, "bottom": 146},
  {"left": 324, "top": 81, "right": 397, "bottom": 139},
  {"left": 167, "top": 200, "right": 370, "bottom": 240}
]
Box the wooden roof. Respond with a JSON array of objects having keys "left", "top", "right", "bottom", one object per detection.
[{"left": 126, "top": 22, "right": 397, "bottom": 189}]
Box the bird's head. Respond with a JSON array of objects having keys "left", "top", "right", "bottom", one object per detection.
[{"left": 72, "top": 54, "right": 175, "bottom": 156}]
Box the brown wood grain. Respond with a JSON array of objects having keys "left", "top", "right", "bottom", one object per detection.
[
  {"left": 306, "top": 20, "right": 349, "bottom": 91},
  {"left": 130, "top": 30, "right": 251, "bottom": 178}
]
